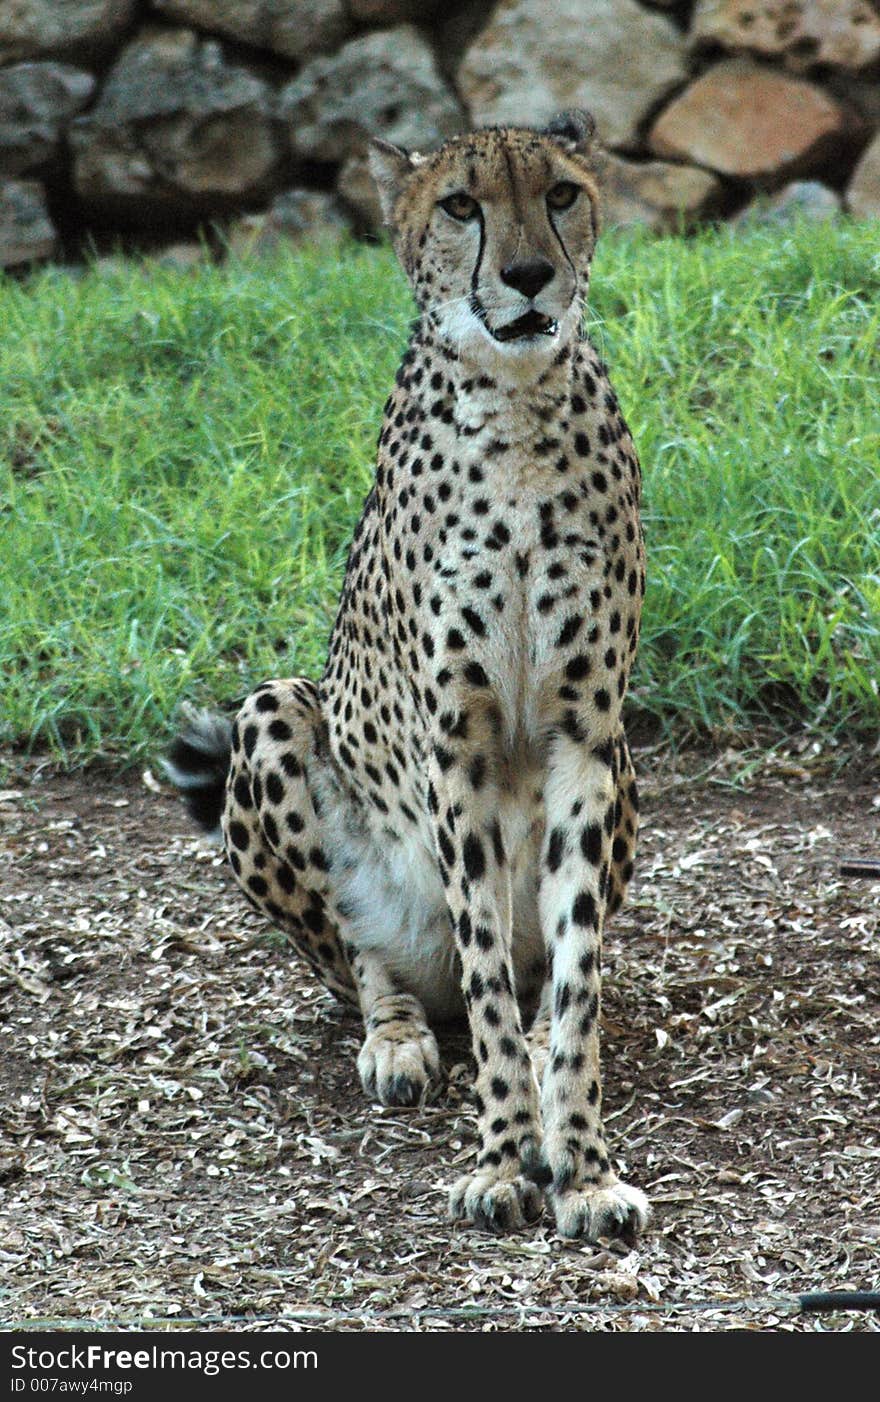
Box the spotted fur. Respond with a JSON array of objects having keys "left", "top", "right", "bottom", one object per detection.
[{"left": 168, "top": 113, "right": 648, "bottom": 1241}]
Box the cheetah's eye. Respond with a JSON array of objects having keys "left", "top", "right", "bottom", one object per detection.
[
  {"left": 547, "top": 182, "right": 580, "bottom": 211},
  {"left": 438, "top": 192, "right": 480, "bottom": 222}
]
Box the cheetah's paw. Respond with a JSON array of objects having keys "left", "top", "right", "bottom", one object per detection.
[
  {"left": 357, "top": 1024, "right": 441, "bottom": 1107},
  {"left": 449, "top": 1169, "right": 544, "bottom": 1233},
  {"left": 551, "top": 1180, "right": 649, "bottom": 1243}
]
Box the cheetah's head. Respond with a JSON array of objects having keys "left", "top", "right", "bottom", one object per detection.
[{"left": 369, "top": 113, "right": 600, "bottom": 378}]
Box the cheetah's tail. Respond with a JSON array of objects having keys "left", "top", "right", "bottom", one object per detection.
[{"left": 161, "top": 703, "right": 233, "bottom": 839}]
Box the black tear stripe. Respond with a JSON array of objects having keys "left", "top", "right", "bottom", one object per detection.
[
  {"left": 470, "top": 206, "right": 487, "bottom": 315},
  {"left": 547, "top": 205, "right": 577, "bottom": 282}
]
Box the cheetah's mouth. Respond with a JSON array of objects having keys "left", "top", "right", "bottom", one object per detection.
[{"left": 492, "top": 309, "right": 559, "bottom": 343}]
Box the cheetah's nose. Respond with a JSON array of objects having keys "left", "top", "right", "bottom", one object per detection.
[{"left": 499, "top": 258, "right": 555, "bottom": 300}]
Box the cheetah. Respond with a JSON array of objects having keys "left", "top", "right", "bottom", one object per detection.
[{"left": 166, "top": 112, "right": 648, "bottom": 1241}]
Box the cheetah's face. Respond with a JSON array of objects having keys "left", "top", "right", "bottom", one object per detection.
[{"left": 369, "top": 114, "right": 601, "bottom": 376}]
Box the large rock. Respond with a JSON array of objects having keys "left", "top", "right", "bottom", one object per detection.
[
  {"left": 228, "top": 189, "right": 350, "bottom": 256},
  {"left": 458, "top": 0, "right": 688, "bottom": 149},
  {"left": 0, "top": 63, "right": 95, "bottom": 176},
  {"left": 0, "top": 178, "right": 57, "bottom": 266},
  {"left": 0, "top": 0, "right": 136, "bottom": 65},
  {"left": 151, "top": 1, "right": 351, "bottom": 63},
  {"left": 147, "top": 240, "right": 209, "bottom": 270},
  {"left": 691, "top": 0, "right": 880, "bottom": 74},
  {"left": 734, "top": 179, "right": 841, "bottom": 225},
  {"left": 649, "top": 60, "right": 852, "bottom": 183},
  {"left": 848, "top": 131, "right": 880, "bottom": 218},
  {"left": 282, "top": 25, "right": 465, "bottom": 164},
  {"left": 600, "top": 154, "right": 723, "bottom": 231},
  {"left": 69, "top": 29, "right": 285, "bottom": 211}
]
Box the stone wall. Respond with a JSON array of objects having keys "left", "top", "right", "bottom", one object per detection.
[{"left": 1, "top": 0, "right": 879, "bottom": 266}]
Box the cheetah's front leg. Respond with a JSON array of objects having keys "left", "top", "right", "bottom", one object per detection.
[
  {"left": 539, "top": 733, "right": 649, "bottom": 1241},
  {"left": 428, "top": 758, "right": 545, "bottom": 1232}
]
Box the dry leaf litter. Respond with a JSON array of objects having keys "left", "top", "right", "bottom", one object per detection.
[{"left": 0, "top": 744, "right": 877, "bottom": 1332}]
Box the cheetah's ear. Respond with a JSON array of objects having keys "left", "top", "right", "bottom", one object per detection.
[
  {"left": 544, "top": 110, "right": 597, "bottom": 156},
  {"left": 368, "top": 138, "right": 418, "bottom": 225}
]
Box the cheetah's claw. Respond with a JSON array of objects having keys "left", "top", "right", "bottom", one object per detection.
[
  {"left": 449, "top": 1169, "right": 544, "bottom": 1233},
  {"left": 550, "top": 1180, "right": 649, "bottom": 1243},
  {"left": 357, "top": 1024, "right": 441, "bottom": 1107}
]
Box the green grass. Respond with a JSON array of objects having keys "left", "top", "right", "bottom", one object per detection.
[{"left": 1, "top": 220, "right": 879, "bottom": 767}]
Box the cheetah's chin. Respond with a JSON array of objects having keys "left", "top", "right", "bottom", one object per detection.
[{"left": 492, "top": 310, "right": 558, "bottom": 343}]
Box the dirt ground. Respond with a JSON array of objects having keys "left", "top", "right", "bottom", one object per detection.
[{"left": 0, "top": 744, "right": 878, "bottom": 1333}]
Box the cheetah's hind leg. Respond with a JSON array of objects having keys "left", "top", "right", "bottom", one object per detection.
[{"left": 167, "top": 682, "right": 441, "bottom": 1108}]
